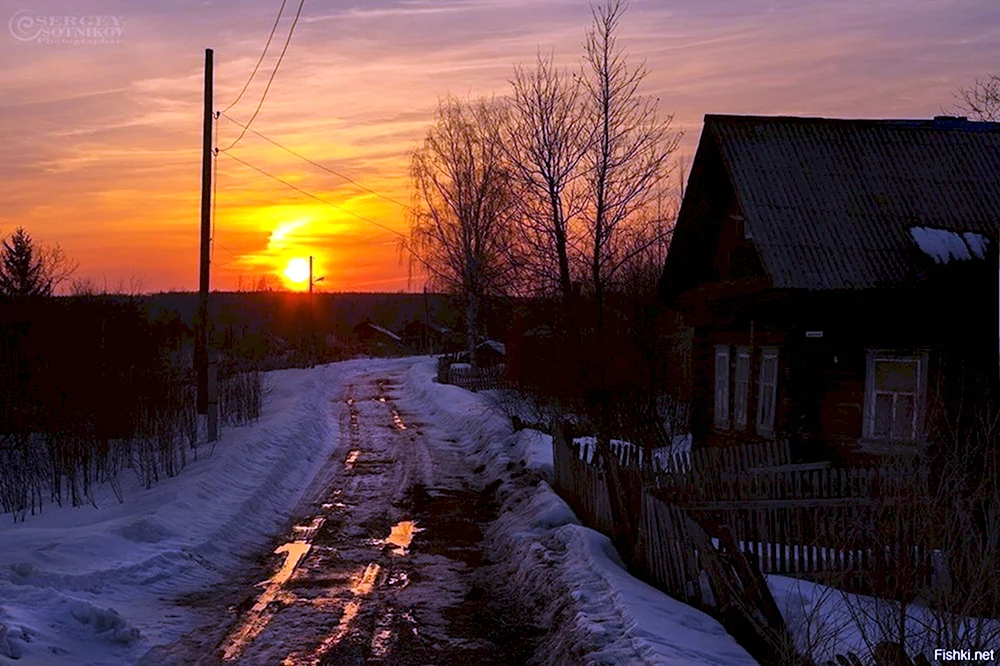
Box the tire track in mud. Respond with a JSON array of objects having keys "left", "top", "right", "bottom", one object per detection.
[{"left": 154, "top": 371, "right": 541, "bottom": 665}]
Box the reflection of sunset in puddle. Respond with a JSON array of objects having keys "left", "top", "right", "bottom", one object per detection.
[
  {"left": 384, "top": 520, "right": 422, "bottom": 556},
  {"left": 282, "top": 521, "right": 419, "bottom": 665},
  {"left": 370, "top": 606, "right": 394, "bottom": 658},
  {"left": 285, "top": 562, "right": 382, "bottom": 666},
  {"left": 344, "top": 450, "right": 360, "bottom": 470},
  {"left": 221, "top": 539, "right": 315, "bottom": 661},
  {"left": 391, "top": 410, "right": 407, "bottom": 430}
]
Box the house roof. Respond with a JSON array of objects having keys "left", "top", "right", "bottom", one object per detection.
[
  {"left": 355, "top": 320, "right": 402, "bottom": 342},
  {"left": 665, "top": 114, "right": 1000, "bottom": 294},
  {"left": 475, "top": 339, "right": 506, "bottom": 356}
]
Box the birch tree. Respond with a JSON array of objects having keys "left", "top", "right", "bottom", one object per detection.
[{"left": 409, "top": 96, "right": 517, "bottom": 359}]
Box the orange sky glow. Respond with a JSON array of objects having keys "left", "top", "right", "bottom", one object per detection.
[{"left": 2, "top": 0, "right": 998, "bottom": 293}]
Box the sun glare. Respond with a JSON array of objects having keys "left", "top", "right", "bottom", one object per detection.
[{"left": 284, "top": 258, "right": 310, "bottom": 284}]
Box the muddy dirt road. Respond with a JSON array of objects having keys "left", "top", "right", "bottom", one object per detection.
[{"left": 143, "top": 370, "right": 540, "bottom": 666}]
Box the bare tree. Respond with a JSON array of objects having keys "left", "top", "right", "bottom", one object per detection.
[
  {"left": 580, "top": 0, "right": 681, "bottom": 304},
  {"left": 952, "top": 74, "right": 1000, "bottom": 121},
  {"left": 503, "top": 51, "right": 590, "bottom": 304},
  {"left": 252, "top": 274, "right": 280, "bottom": 292},
  {"left": 570, "top": 0, "right": 683, "bottom": 563},
  {"left": 0, "top": 227, "right": 77, "bottom": 297},
  {"left": 409, "top": 96, "right": 518, "bottom": 359}
]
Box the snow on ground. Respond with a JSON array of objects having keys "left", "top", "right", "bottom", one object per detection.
[
  {"left": 2, "top": 355, "right": 759, "bottom": 665},
  {"left": 769, "top": 573, "right": 1000, "bottom": 664},
  {"left": 0, "top": 357, "right": 414, "bottom": 665},
  {"left": 398, "top": 358, "right": 758, "bottom": 665}
]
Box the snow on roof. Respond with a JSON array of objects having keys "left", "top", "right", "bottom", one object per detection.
[
  {"left": 367, "top": 323, "right": 401, "bottom": 342},
  {"left": 909, "top": 226, "right": 989, "bottom": 264},
  {"left": 476, "top": 340, "right": 506, "bottom": 355}
]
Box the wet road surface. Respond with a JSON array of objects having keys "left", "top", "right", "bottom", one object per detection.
[{"left": 145, "top": 371, "right": 541, "bottom": 665}]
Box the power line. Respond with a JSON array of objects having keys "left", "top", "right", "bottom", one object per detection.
[
  {"left": 218, "top": 150, "right": 440, "bottom": 279},
  {"left": 221, "top": 0, "right": 288, "bottom": 114},
  {"left": 219, "top": 112, "right": 412, "bottom": 211},
  {"left": 220, "top": 151, "right": 403, "bottom": 239},
  {"left": 216, "top": 241, "right": 240, "bottom": 259},
  {"left": 218, "top": 0, "right": 306, "bottom": 153}
]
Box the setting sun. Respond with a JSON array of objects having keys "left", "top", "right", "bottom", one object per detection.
[{"left": 284, "top": 258, "right": 310, "bottom": 284}]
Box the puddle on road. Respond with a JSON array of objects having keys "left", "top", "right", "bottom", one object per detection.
[
  {"left": 346, "top": 396, "right": 360, "bottom": 435},
  {"left": 285, "top": 562, "right": 382, "bottom": 666},
  {"left": 281, "top": 520, "right": 420, "bottom": 664},
  {"left": 383, "top": 520, "right": 422, "bottom": 556},
  {"left": 220, "top": 538, "right": 317, "bottom": 661},
  {"left": 370, "top": 606, "right": 394, "bottom": 659},
  {"left": 344, "top": 450, "right": 361, "bottom": 471},
  {"left": 386, "top": 570, "right": 410, "bottom": 588},
  {"left": 292, "top": 516, "right": 325, "bottom": 540}
]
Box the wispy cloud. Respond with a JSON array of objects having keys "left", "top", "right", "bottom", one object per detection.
[{"left": 1, "top": 0, "right": 997, "bottom": 290}]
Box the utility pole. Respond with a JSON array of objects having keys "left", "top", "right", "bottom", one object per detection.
[
  {"left": 309, "top": 255, "right": 314, "bottom": 294},
  {"left": 196, "top": 47, "right": 218, "bottom": 442}
]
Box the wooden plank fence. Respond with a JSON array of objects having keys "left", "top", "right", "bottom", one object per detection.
[
  {"left": 552, "top": 421, "right": 943, "bottom": 665},
  {"left": 554, "top": 423, "right": 797, "bottom": 664},
  {"left": 444, "top": 363, "right": 508, "bottom": 392}
]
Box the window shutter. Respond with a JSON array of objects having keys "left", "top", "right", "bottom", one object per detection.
[
  {"left": 756, "top": 347, "right": 779, "bottom": 434},
  {"left": 734, "top": 348, "right": 750, "bottom": 429},
  {"left": 714, "top": 345, "right": 730, "bottom": 428}
]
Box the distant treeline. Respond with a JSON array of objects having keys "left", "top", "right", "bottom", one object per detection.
[{"left": 0, "top": 293, "right": 263, "bottom": 522}]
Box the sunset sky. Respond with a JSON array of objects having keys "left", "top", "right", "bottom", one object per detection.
[{"left": 2, "top": 0, "right": 998, "bottom": 293}]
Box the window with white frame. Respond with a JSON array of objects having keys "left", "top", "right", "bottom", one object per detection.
[
  {"left": 756, "top": 347, "right": 779, "bottom": 434},
  {"left": 733, "top": 347, "right": 751, "bottom": 429},
  {"left": 714, "top": 345, "right": 730, "bottom": 428},
  {"left": 864, "top": 351, "right": 927, "bottom": 442}
]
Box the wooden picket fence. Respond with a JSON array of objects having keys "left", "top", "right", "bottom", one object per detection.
[{"left": 444, "top": 363, "right": 509, "bottom": 392}]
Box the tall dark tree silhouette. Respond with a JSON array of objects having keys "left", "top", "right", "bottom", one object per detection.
[
  {"left": 576, "top": 0, "right": 681, "bottom": 563},
  {"left": 503, "top": 51, "right": 589, "bottom": 304},
  {"left": 0, "top": 227, "right": 77, "bottom": 297}
]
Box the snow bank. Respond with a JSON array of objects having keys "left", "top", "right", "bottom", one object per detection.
[
  {"left": 399, "top": 359, "right": 757, "bottom": 665},
  {"left": 0, "top": 357, "right": 414, "bottom": 665}
]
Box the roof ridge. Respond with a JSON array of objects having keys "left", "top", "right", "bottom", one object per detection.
[{"left": 703, "top": 113, "right": 1000, "bottom": 131}]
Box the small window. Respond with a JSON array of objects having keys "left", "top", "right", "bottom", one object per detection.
[
  {"left": 864, "top": 351, "right": 927, "bottom": 442},
  {"left": 733, "top": 347, "right": 751, "bottom": 429},
  {"left": 756, "top": 347, "right": 779, "bottom": 435},
  {"left": 714, "top": 345, "right": 730, "bottom": 428}
]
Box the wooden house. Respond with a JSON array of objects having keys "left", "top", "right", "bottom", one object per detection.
[
  {"left": 353, "top": 320, "right": 404, "bottom": 355},
  {"left": 659, "top": 115, "right": 1000, "bottom": 465}
]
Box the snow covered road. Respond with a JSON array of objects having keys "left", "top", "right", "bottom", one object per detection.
[
  {"left": 169, "top": 370, "right": 541, "bottom": 665},
  {"left": 1, "top": 356, "right": 759, "bottom": 665}
]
